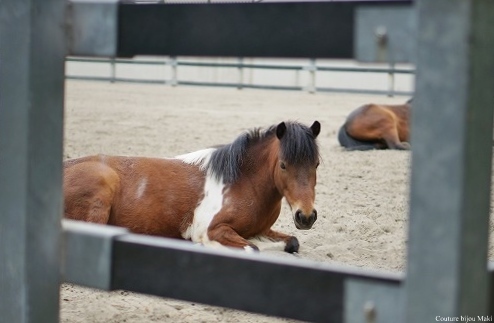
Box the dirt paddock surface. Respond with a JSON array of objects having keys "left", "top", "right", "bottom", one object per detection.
[{"left": 62, "top": 80, "right": 493, "bottom": 323}]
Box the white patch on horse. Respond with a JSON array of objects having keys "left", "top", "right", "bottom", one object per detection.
[
  {"left": 175, "top": 148, "right": 216, "bottom": 171},
  {"left": 248, "top": 236, "right": 286, "bottom": 252},
  {"left": 99, "top": 154, "right": 107, "bottom": 165},
  {"left": 136, "top": 178, "right": 147, "bottom": 200},
  {"left": 181, "top": 171, "right": 225, "bottom": 245},
  {"left": 244, "top": 246, "right": 257, "bottom": 253},
  {"left": 177, "top": 147, "right": 224, "bottom": 243}
]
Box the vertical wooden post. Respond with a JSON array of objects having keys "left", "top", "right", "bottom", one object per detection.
[
  {"left": 0, "top": 0, "right": 65, "bottom": 322},
  {"left": 406, "top": 0, "right": 494, "bottom": 320}
]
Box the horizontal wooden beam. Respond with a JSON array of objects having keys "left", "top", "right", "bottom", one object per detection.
[{"left": 62, "top": 220, "right": 403, "bottom": 322}]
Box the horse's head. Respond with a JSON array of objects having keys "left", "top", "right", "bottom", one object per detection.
[{"left": 274, "top": 121, "right": 321, "bottom": 230}]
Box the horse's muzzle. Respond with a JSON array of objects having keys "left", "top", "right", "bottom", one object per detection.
[{"left": 294, "top": 209, "right": 317, "bottom": 230}]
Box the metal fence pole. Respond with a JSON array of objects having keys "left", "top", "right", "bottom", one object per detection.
[
  {"left": 306, "top": 58, "right": 316, "bottom": 93},
  {"left": 0, "top": 0, "right": 65, "bottom": 322},
  {"left": 237, "top": 57, "right": 244, "bottom": 90},
  {"left": 387, "top": 61, "right": 395, "bottom": 97},
  {"left": 110, "top": 57, "right": 116, "bottom": 83},
  {"left": 405, "top": 0, "right": 494, "bottom": 321},
  {"left": 170, "top": 56, "right": 178, "bottom": 86},
  {"left": 65, "top": 56, "right": 415, "bottom": 95}
]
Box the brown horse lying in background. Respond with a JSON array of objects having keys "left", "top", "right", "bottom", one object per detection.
[
  {"left": 338, "top": 98, "right": 412, "bottom": 150},
  {"left": 64, "top": 121, "right": 321, "bottom": 253}
]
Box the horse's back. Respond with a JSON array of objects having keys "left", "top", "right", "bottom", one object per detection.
[
  {"left": 342, "top": 104, "right": 394, "bottom": 143},
  {"left": 341, "top": 103, "right": 410, "bottom": 149},
  {"left": 63, "top": 155, "right": 205, "bottom": 238},
  {"left": 345, "top": 104, "right": 396, "bottom": 131}
]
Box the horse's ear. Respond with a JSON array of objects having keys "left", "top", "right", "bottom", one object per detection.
[
  {"left": 310, "top": 121, "right": 321, "bottom": 138},
  {"left": 276, "top": 122, "right": 287, "bottom": 139}
]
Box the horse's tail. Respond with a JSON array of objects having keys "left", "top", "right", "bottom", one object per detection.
[{"left": 337, "top": 125, "right": 380, "bottom": 151}]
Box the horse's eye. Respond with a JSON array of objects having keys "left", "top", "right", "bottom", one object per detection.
[{"left": 280, "top": 162, "right": 286, "bottom": 170}]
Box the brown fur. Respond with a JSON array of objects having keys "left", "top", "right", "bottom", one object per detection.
[
  {"left": 64, "top": 155, "right": 204, "bottom": 238},
  {"left": 339, "top": 101, "right": 411, "bottom": 150},
  {"left": 63, "top": 121, "right": 320, "bottom": 253}
]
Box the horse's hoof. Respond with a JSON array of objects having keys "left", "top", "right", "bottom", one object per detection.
[
  {"left": 284, "top": 236, "right": 299, "bottom": 253},
  {"left": 399, "top": 142, "right": 411, "bottom": 150},
  {"left": 244, "top": 245, "right": 260, "bottom": 253}
]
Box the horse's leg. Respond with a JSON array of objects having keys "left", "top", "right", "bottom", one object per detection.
[
  {"left": 65, "top": 185, "right": 115, "bottom": 224},
  {"left": 85, "top": 186, "right": 115, "bottom": 224},
  {"left": 207, "top": 225, "right": 260, "bottom": 252},
  {"left": 64, "top": 163, "right": 119, "bottom": 224},
  {"left": 381, "top": 126, "right": 411, "bottom": 150},
  {"left": 261, "top": 229, "right": 299, "bottom": 253}
]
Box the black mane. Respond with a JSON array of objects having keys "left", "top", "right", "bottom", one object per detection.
[{"left": 207, "top": 121, "right": 319, "bottom": 184}]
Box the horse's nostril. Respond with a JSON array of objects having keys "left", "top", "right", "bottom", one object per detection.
[
  {"left": 295, "top": 210, "right": 302, "bottom": 222},
  {"left": 312, "top": 209, "right": 318, "bottom": 221}
]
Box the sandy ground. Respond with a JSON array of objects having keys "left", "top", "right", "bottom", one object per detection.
[{"left": 61, "top": 80, "right": 412, "bottom": 322}]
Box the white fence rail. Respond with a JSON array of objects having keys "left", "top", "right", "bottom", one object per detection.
[{"left": 66, "top": 56, "right": 415, "bottom": 96}]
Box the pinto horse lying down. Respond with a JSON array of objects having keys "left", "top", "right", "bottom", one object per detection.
[
  {"left": 338, "top": 99, "right": 412, "bottom": 150},
  {"left": 64, "top": 121, "right": 321, "bottom": 253}
]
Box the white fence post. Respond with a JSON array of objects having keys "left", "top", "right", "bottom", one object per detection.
[
  {"left": 237, "top": 57, "right": 244, "bottom": 90},
  {"left": 387, "top": 61, "right": 395, "bottom": 97},
  {"left": 305, "top": 58, "right": 317, "bottom": 93},
  {"left": 110, "top": 57, "right": 116, "bottom": 83},
  {"left": 170, "top": 56, "right": 178, "bottom": 87}
]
